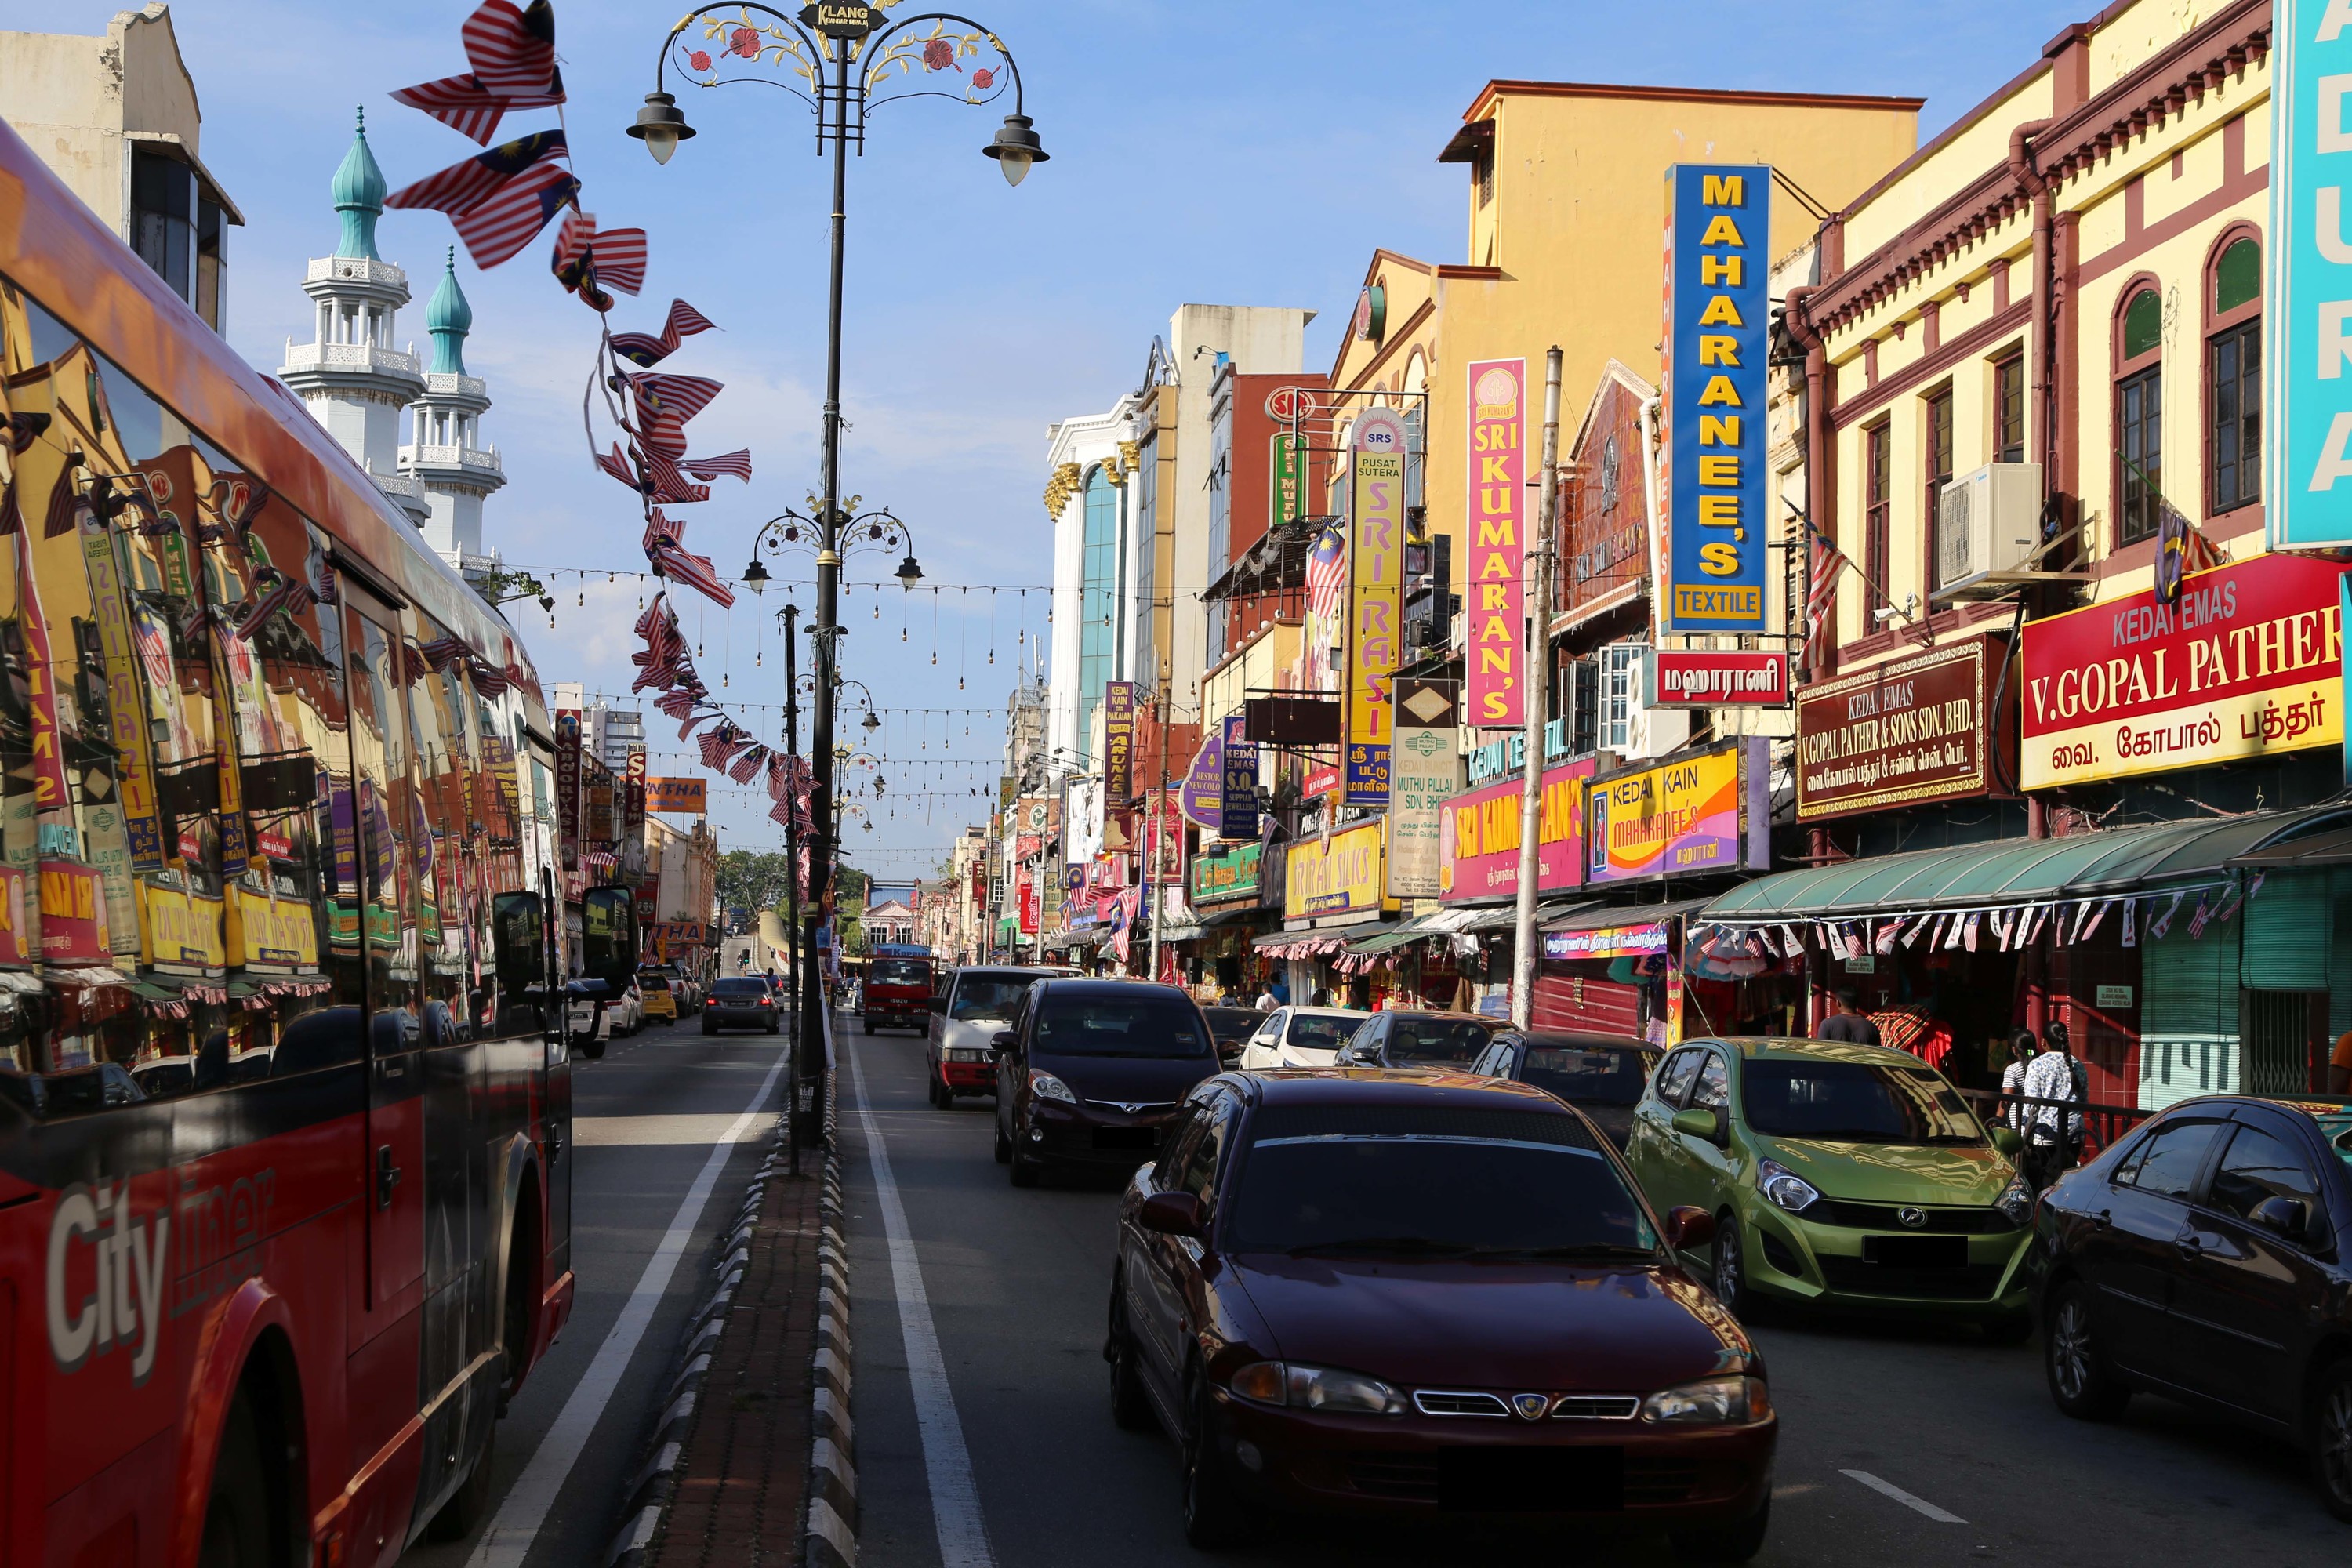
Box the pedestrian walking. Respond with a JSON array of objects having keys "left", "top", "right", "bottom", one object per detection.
[
  {"left": 1999, "top": 1029, "right": 2037, "bottom": 1130},
  {"left": 1254, "top": 985, "right": 1278, "bottom": 1011},
  {"left": 2021, "top": 1020, "right": 2085, "bottom": 1190},
  {"left": 1815, "top": 989, "right": 1882, "bottom": 1047}
]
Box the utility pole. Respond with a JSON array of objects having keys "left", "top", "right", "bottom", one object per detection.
[
  {"left": 1511, "top": 347, "right": 1565, "bottom": 1029},
  {"left": 780, "top": 601, "right": 801, "bottom": 1176},
  {"left": 1146, "top": 687, "right": 1170, "bottom": 984}
]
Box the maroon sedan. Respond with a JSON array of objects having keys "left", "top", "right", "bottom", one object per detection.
[{"left": 1107, "top": 1069, "right": 1775, "bottom": 1558}]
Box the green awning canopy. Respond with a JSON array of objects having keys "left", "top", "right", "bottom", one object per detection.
[
  {"left": 1345, "top": 916, "right": 1437, "bottom": 956},
  {"left": 1704, "top": 805, "right": 2352, "bottom": 922}
]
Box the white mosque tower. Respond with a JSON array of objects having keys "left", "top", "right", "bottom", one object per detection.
[
  {"left": 278, "top": 109, "right": 430, "bottom": 527},
  {"left": 401, "top": 248, "right": 506, "bottom": 572}
]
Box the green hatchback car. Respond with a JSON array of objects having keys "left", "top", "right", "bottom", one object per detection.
[{"left": 1624, "top": 1036, "right": 2036, "bottom": 1334}]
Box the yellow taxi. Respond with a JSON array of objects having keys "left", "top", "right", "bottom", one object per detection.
[{"left": 636, "top": 970, "right": 678, "bottom": 1022}]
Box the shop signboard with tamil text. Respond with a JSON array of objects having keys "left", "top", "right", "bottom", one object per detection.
[
  {"left": 1661, "top": 165, "right": 1771, "bottom": 634},
  {"left": 1283, "top": 820, "right": 1385, "bottom": 920},
  {"left": 2023, "top": 552, "right": 2348, "bottom": 789},
  {"left": 1649, "top": 648, "right": 1789, "bottom": 707},
  {"left": 1388, "top": 677, "right": 1461, "bottom": 900},
  {"left": 1439, "top": 755, "right": 1592, "bottom": 903},
  {"left": 1798, "top": 635, "right": 2004, "bottom": 821},
  {"left": 1465, "top": 359, "right": 1526, "bottom": 727},
  {"left": 1191, "top": 840, "right": 1262, "bottom": 904},
  {"left": 1587, "top": 738, "right": 1769, "bottom": 884},
  {"left": 1544, "top": 921, "right": 1671, "bottom": 961}
]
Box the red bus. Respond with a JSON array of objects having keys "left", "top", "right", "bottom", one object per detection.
[{"left": 0, "top": 117, "right": 616, "bottom": 1566}]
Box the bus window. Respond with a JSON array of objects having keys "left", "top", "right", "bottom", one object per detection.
[
  {"left": 403, "top": 631, "right": 462, "bottom": 1028},
  {"left": 348, "top": 606, "right": 418, "bottom": 1037}
]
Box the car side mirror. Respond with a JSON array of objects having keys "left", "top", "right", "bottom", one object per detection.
[
  {"left": 1138, "top": 1191, "right": 1206, "bottom": 1239},
  {"left": 2250, "top": 1195, "right": 2308, "bottom": 1240},
  {"left": 991, "top": 1031, "right": 1017, "bottom": 1054},
  {"left": 1990, "top": 1126, "right": 2024, "bottom": 1156},
  {"left": 1663, "top": 1205, "right": 1715, "bottom": 1252},
  {"left": 1671, "top": 1107, "right": 1725, "bottom": 1144},
  {"left": 491, "top": 891, "right": 546, "bottom": 993}
]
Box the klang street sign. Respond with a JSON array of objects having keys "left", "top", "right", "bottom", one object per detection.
[
  {"left": 1661, "top": 165, "right": 1772, "bottom": 633},
  {"left": 2271, "top": 2, "right": 2352, "bottom": 543}
]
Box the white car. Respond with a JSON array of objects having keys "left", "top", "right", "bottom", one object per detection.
[
  {"left": 1237, "top": 1005, "right": 1370, "bottom": 1070},
  {"left": 565, "top": 978, "right": 643, "bottom": 1055}
]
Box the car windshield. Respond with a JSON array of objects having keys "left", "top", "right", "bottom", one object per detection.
[
  {"left": 711, "top": 979, "right": 767, "bottom": 996},
  {"left": 1742, "top": 1058, "right": 1985, "bottom": 1145},
  {"left": 1522, "top": 1044, "right": 1661, "bottom": 1106},
  {"left": 953, "top": 975, "right": 1039, "bottom": 1022},
  {"left": 1386, "top": 1016, "right": 1498, "bottom": 1065},
  {"left": 1225, "top": 1116, "right": 1654, "bottom": 1258},
  {"left": 637, "top": 976, "right": 669, "bottom": 991},
  {"left": 1287, "top": 1015, "right": 1357, "bottom": 1052},
  {"left": 1033, "top": 995, "right": 1212, "bottom": 1058},
  {"left": 869, "top": 960, "right": 928, "bottom": 985},
  {"left": 1201, "top": 1007, "right": 1260, "bottom": 1044}
]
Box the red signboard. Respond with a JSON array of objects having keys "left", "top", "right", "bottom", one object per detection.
[
  {"left": 1650, "top": 649, "right": 1791, "bottom": 707},
  {"left": 2021, "top": 552, "right": 2349, "bottom": 789},
  {"left": 1797, "top": 636, "right": 2005, "bottom": 821},
  {"left": 1303, "top": 763, "right": 1341, "bottom": 800},
  {"left": 1439, "top": 757, "right": 1593, "bottom": 902}
]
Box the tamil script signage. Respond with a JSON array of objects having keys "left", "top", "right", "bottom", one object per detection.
[
  {"left": 1649, "top": 648, "right": 1790, "bottom": 707},
  {"left": 1587, "top": 738, "right": 1769, "bottom": 884},
  {"left": 1190, "top": 840, "right": 1262, "bottom": 904},
  {"left": 2269, "top": 4, "right": 2352, "bottom": 546},
  {"left": 1347, "top": 411, "right": 1406, "bottom": 806},
  {"left": 1797, "top": 635, "right": 2003, "bottom": 821},
  {"left": 1439, "top": 755, "right": 1593, "bottom": 903},
  {"left": 2021, "top": 552, "right": 2349, "bottom": 789},
  {"left": 1661, "top": 165, "right": 1771, "bottom": 634},
  {"left": 1388, "top": 677, "right": 1460, "bottom": 899},
  {"left": 1544, "top": 921, "right": 1671, "bottom": 961},
  {"left": 1283, "top": 819, "right": 1385, "bottom": 920},
  {"left": 1465, "top": 358, "right": 1526, "bottom": 726}
]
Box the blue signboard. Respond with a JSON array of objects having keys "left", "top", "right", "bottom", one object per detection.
[
  {"left": 1662, "top": 163, "right": 1771, "bottom": 633},
  {"left": 2271, "top": 5, "right": 2352, "bottom": 545}
]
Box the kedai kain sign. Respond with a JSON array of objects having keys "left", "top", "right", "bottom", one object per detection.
[{"left": 1662, "top": 164, "right": 1771, "bottom": 633}]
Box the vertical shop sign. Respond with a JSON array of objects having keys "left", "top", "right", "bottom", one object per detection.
[
  {"left": 79, "top": 532, "right": 164, "bottom": 872},
  {"left": 1465, "top": 358, "right": 1526, "bottom": 726},
  {"left": 2271, "top": 4, "right": 2352, "bottom": 545},
  {"left": 1104, "top": 681, "right": 1136, "bottom": 802},
  {"left": 1219, "top": 713, "right": 1260, "bottom": 839},
  {"left": 1346, "top": 409, "right": 1407, "bottom": 806},
  {"left": 554, "top": 709, "right": 580, "bottom": 870},
  {"left": 1271, "top": 431, "right": 1305, "bottom": 528},
  {"left": 1662, "top": 164, "right": 1772, "bottom": 633},
  {"left": 1388, "top": 677, "right": 1461, "bottom": 899},
  {"left": 1179, "top": 724, "right": 1222, "bottom": 830}
]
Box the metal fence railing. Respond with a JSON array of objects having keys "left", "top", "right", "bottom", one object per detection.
[{"left": 1956, "top": 1086, "right": 2152, "bottom": 1164}]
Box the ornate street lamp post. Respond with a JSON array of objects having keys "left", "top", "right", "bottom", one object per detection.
[{"left": 630, "top": 12, "right": 1031, "bottom": 1094}]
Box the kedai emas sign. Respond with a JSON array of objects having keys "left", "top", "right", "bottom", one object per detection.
[{"left": 1663, "top": 164, "right": 1771, "bottom": 633}]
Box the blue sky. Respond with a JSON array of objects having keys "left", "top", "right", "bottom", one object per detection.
[{"left": 14, "top": 0, "right": 2089, "bottom": 879}]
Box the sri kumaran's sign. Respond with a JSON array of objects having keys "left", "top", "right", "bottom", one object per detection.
[
  {"left": 1465, "top": 358, "right": 1526, "bottom": 727},
  {"left": 1661, "top": 165, "right": 1771, "bottom": 633},
  {"left": 2021, "top": 551, "right": 2349, "bottom": 789}
]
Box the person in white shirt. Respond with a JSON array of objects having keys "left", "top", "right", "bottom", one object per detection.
[
  {"left": 2020, "top": 1021, "right": 2085, "bottom": 1188},
  {"left": 1998, "top": 1030, "right": 2036, "bottom": 1130},
  {"left": 1254, "top": 987, "right": 1279, "bottom": 1012}
]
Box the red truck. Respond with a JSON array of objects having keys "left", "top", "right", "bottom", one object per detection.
[{"left": 862, "top": 944, "right": 938, "bottom": 1034}]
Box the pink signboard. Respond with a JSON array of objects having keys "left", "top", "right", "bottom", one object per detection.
[
  {"left": 1437, "top": 756, "right": 1593, "bottom": 903},
  {"left": 1465, "top": 358, "right": 1527, "bottom": 727}
]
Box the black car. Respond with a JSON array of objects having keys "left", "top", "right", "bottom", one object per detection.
[
  {"left": 703, "top": 975, "right": 782, "bottom": 1034},
  {"left": 2034, "top": 1093, "right": 2352, "bottom": 1519},
  {"left": 1201, "top": 1006, "right": 1260, "bottom": 1068},
  {"left": 1470, "top": 1030, "right": 1661, "bottom": 1149},
  {"left": 1332, "top": 1010, "right": 1505, "bottom": 1070},
  {"left": 992, "top": 978, "right": 1221, "bottom": 1188}
]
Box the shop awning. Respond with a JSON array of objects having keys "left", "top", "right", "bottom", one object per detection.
[
  {"left": 1543, "top": 896, "right": 1718, "bottom": 932},
  {"left": 1345, "top": 916, "right": 1438, "bottom": 956},
  {"left": 1704, "top": 804, "right": 2352, "bottom": 923},
  {"left": 1255, "top": 919, "right": 1392, "bottom": 956},
  {"left": 2230, "top": 822, "right": 2352, "bottom": 866},
  {"left": 1463, "top": 898, "right": 1597, "bottom": 935}
]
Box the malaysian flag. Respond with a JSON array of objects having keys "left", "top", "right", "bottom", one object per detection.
[
  {"left": 418, "top": 636, "right": 469, "bottom": 672},
  {"left": 461, "top": 0, "right": 558, "bottom": 96},
  {"left": 648, "top": 537, "right": 735, "bottom": 609},
  {"left": 637, "top": 446, "right": 711, "bottom": 506},
  {"left": 469, "top": 656, "right": 512, "bottom": 695},
  {"left": 387, "top": 130, "right": 567, "bottom": 216},
  {"left": 390, "top": 71, "right": 564, "bottom": 146},
  {"left": 1305, "top": 523, "right": 1346, "bottom": 624},
  {"left": 630, "top": 372, "right": 724, "bottom": 430},
  {"left": 595, "top": 443, "right": 642, "bottom": 492},
  {"left": 2186, "top": 893, "right": 2214, "bottom": 939},
  {"left": 728, "top": 745, "right": 766, "bottom": 785},
  {"left": 2147, "top": 891, "right": 2186, "bottom": 941},
  {"left": 452, "top": 162, "right": 579, "bottom": 267},
  {"left": 655, "top": 688, "right": 701, "bottom": 722},
  {"left": 551, "top": 209, "right": 647, "bottom": 299},
  {"left": 681, "top": 450, "right": 753, "bottom": 483},
  {"left": 1803, "top": 519, "right": 1853, "bottom": 670},
  {"left": 234, "top": 568, "right": 315, "bottom": 641},
  {"left": 609, "top": 299, "right": 720, "bottom": 368}
]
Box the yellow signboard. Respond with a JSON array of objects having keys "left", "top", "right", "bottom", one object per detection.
[
  {"left": 648, "top": 776, "right": 707, "bottom": 813},
  {"left": 140, "top": 880, "right": 227, "bottom": 969},
  {"left": 230, "top": 884, "right": 321, "bottom": 969},
  {"left": 1283, "top": 820, "right": 1387, "bottom": 920}
]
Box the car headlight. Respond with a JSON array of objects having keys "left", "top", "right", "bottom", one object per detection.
[
  {"left": 1227, "top": 1359, "right": 1406, "bottom": 1416},
  {"left": 1028, "top": 1069, "right": 1076, "bottom": 1104},
  {"left": 1757, "top": 1159, "right": 1820, "bottom": 1213},
  {"left": 1640, "top": 1375, "right": 1771, "bottom": 1425},
  {"left": 1996, "top": 1174, "right": 2034, "bottom": 1225}
]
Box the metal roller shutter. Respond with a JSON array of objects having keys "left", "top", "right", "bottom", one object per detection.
[
  {"left": 1533, "top": 967, "right": 1642, "bottom": 1036},
  {"left": 2241, "top": 870, "right": 2330, "bottom": 991},
  {"left": 2140, "top": 909, "right": 2238, "bottom": 1112}
]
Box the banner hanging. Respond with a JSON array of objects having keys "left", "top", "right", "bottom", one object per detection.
[{"left": 1465, "top": 358, "right": 1526, "bottom": 726}]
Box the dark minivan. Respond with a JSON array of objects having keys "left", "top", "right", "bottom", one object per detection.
[{"left": 993, "top": 978, "right": 1221, "bottom": 1188}]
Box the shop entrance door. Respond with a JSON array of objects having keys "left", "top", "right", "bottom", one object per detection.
[{"left": 2242, "top": 990, "right": 2325, "bottom": 1095}]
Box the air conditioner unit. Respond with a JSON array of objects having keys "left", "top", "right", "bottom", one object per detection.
[{"left": 1936, "top": 462, "right": 2045, "bottom": 591}]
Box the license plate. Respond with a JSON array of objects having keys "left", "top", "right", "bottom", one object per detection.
[
  {"left": 1864, "top": 1234, "right": 1967, "bottom": 1269},
  {"left": 1091, "top": 1126, "right": 1160, "bottom": 1152},
  {"left": 1438, "top": 1446, "right": 1624, "bottom": 1512}
]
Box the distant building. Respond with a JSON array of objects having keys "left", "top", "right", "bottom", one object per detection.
[
  {"left": 863, "top": 898, "right": 917, "bottom": 947},
  {"left": 0, "top": 3, "right": 242, "bottom": 331}
]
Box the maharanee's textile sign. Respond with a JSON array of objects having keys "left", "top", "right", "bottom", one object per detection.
[
  {"left": 1465, "top": 358, "right": 1526, "bottom": 727},
  {"left": 2021, "top": 551, "right": 2349, "bottom": 788},
  {"left": 1661, "top": 165, "right": 1771, "bottom": 633}
]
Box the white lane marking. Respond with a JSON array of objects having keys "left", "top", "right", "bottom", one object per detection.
[
  {"left": 466, "top": 1042, "right": 789, "bottom": 1568},
  {"left": 1840, "top": 1468, "right": 1967, "bottom": 1523},
  {"left": 846, "top": 1027, "right": 998, "bottom": 1568},
  {"left": 572, "top": 1113, "right": 769, "bottom": 1147}
]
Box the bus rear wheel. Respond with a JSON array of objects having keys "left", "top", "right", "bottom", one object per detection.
[{"left": 197, "top": 1394, "right": 272, "bottom": 1568}]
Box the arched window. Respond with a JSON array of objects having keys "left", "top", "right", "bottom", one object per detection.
[
  {"left": 2207, "top": 231, "right": 2261, "bottom": 514},
  {"left": 2114, "top": 283, "right": 2163, "bottom": 546},
  {"left": 1078, "top": 466, "right": 1117, "bottom": 748}
]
